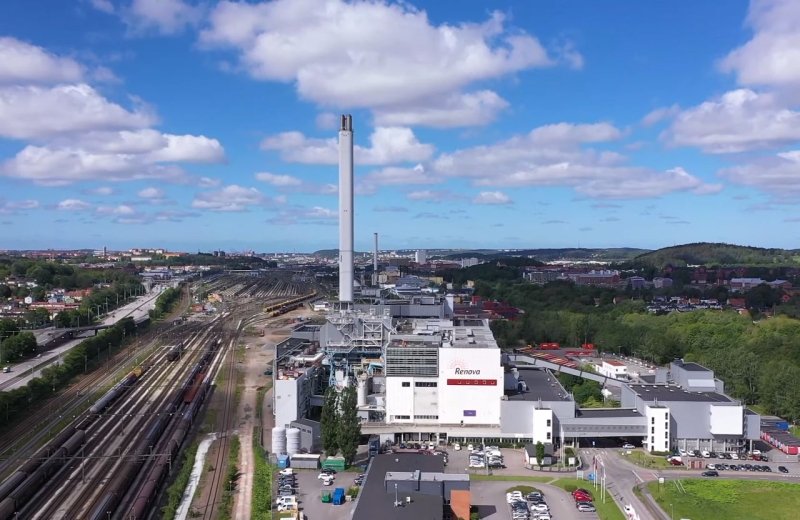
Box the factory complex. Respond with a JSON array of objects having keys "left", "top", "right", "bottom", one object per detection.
[{"left": 269, "top": 115, "right": 763, "bottom": 461}]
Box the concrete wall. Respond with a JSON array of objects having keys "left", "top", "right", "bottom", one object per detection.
[
  {"left": 645, "top": 405, "right": 670, "bottom": 453},
  {"left": 500, "top": 400, "right": 575, "bottom": 436},
  {"left": 532, "top": 408, "right": 553, "bottom": 444},
  {"left": 275, "top": 377, "right": 301, "bottom": 428},
  {"left": 290, "top": 419, "right": 322, "bottom": 452}
]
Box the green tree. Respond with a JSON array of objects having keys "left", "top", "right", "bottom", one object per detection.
[
  {"left": 321, "top": 387, "right": 340, "bottom": 457},
  {"left": 337, "top": 385, "right": 361, "bottom": 465},
  {"left": 535, "top": 441, "right": 545, "bottom": 465}
]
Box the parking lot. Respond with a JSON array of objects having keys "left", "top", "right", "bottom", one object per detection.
[
  {"left": 471, "top": 480, "right": 599, "bottom": 520},
  {"left": 444, "top": 446, "right": 533, "bottom": 476},
  {"left": 281, "top": 469, "right": 355, "bottom": 520}
]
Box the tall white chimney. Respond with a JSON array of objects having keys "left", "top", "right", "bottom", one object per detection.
[
  {"left": 338, "top": 114, "right": 354, "bottom": 303},
  {"left": 372, "top": 232, "right": 379, "bottom": 286}
]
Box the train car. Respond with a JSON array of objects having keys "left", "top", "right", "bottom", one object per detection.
[
  {"left": 166, "top": 341, "right": 184, "bottom": 362},
  {"left": 5, "top": 431, "right": 85, "bottom": 512},
  {"left": 183, "top": 373, "right": 206, "bottom": 404},
  {"left": 0, "top": 474, "right": 26, "bottom": 505},
  {"left": 89, "top": 370, "right": 141, "bottom": 415},
  {"left": 0, "top": 496, "right": 15, "bottom": 520}
]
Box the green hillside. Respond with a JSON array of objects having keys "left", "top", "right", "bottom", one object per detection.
[
  {"left": 439, "top": 248, "right": 650, "bottom": 262},
  {"left": 632, "top": 242, "right": 800, "bottom": 268}
]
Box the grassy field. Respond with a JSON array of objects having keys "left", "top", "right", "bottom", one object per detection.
[
  {"left": 506, "top": 485, "right": 541, "bottom": 495},
  {"left": 626, "top": 449, "right": 674, "bottom": 469},
  {"left": 647, "top": 479, "right": 800, "bottom": 520},
  {"left": 551, "top": 478, "right": 626, "bottom": 520}
]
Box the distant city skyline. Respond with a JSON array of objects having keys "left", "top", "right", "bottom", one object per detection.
[{"left": 2, "top": 1, "right": 800, "bottom": 250}]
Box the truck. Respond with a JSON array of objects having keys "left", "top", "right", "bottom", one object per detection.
[
  {"left": 332, "top": 487, "right": 345, "bottom": 505},
  {"left": 368, "top": 435, "right": 380, "bottom": 457}
]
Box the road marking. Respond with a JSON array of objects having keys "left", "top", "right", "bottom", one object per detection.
[{"left": 631, "top": 470, "right": 644, "bottom": 483}]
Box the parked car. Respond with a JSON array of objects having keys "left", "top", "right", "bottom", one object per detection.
[
  {"left": 577, "top": 503, "right": 597, "bottom": 513},
  {"left": 701, "top": 470, "right": 719, "bottom": 477},
  {"left": 454, "top": 443, "right": 461, "bottom": 450},
  {"left": 669, "top": 459, "right": 684, "bottom": 466},
  {"left": 622, "top": 443, "right": 635, "bottom": 450},
  {"left": 279, "top": 468, "right": 293, "bottom": 476}
]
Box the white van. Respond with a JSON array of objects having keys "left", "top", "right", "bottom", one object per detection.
[{"left": 276, "top": 496, "right": 297, "bottom": 506}]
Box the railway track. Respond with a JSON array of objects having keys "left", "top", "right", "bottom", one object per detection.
[
  {"left": 197, "top": 320, "right": 242, "bottom": 520},
  {"left": 0, "top": 317, "right": 194, "bottom": 478},
  {"left": 6, "top": 321, "right": 220, "bottom": 520},
  {"left": 0, "top": 290, "right": 192, "bottom": 470}
]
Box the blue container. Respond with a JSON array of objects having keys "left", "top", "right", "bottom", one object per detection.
[{"left": 277, "top": 454, "right": 290, "bottom": 469}]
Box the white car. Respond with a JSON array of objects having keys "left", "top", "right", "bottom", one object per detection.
[
  {"left": 730, "top": 453, "right": 739, "bottom": 460},
  {"left": 622, "top": 443, "right": 635, "bottom": 450},
  {"left": 454, "top": 443, "right": 461, "bottom": 451},
  {"left": 467, "top": 444, "right": 474, "bottom": 451},
  {"left": 531, "top": 503, "right": 549, "bottom": 512},
  {"left": 701, "top": 451, "right": 711, "bottom": 458},
  {"left": 752, "top": 449, "right": 762, "bottom": 456},
  {"left": 318, "top": 473, "right": 334, "bottom": 480},
  {"left": 279, "top": 468, "right": 293, "bottom": 476}
]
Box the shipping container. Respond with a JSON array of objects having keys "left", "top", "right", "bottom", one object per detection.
[
  {"left": 581, "top": 343, "right": 595, "bottom": 350},
  {"left": 289, "top": 454, "right": 320, "bottom": 469},
  {"left": 332, "top": 488, "right": 346, "bottom": 505},
  {"left": 322, "top": 456, "right": 346, "bottom": 471},
  {"left": 277, "top": 454, "right": 290, "bottom": 469}
]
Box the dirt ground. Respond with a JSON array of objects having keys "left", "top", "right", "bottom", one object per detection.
[{"left": 233, "top": 306, "right": 317, "bottom": 519}]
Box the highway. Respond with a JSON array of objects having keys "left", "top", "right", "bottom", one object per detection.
[{"left": 0, "top": 288, "right": 166, "bottom": 392}]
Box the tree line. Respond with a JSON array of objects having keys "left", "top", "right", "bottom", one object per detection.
[
  {"left": 0, "top": 318, "right": 137, "bottom": 425},
  {"left": 148, "top": 287, "right": 182, "bottom": 321},
  {"left": 478, "top": 279, "right": 800, "bottom": 422},
  {"left": 320, "top": 386, "right": 361, "bottom": 465}
]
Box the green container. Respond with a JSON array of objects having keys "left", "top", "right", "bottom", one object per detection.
[
  {"left": 322, "top": 492, "right": 332, "bottom": 503},
  {"left": 322, "top": 456, "right": 346, "bottom": 471}
]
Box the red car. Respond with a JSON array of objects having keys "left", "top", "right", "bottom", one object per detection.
[
  {"left": 573, "top": 492, "right": 592, "bottom": 502},
  {"left": 669, "top": 459, "right": 685, "bottom": 466}
]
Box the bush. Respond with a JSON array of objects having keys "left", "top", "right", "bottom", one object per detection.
[
  {"left": 563, "top": 484, "right": 577, "bottom": 492},
  {"left": 347, "top": 486, "right": 360, "bottom": 498},
  {"left": 470, "top": 512, "right": 480, "bottom": 520}
]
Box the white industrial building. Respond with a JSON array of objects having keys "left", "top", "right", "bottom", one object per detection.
[
  {"left": 269, "top": 113, "right": 762, "bottom": 458},
  {"left": 415, "top": 250, "right": 427, "bottom": 264},
  {"left": 596, "top": 359, "right": 628, "bottom": 380}
]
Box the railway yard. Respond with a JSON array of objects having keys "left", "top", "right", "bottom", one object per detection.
[{"left": 0, "top": 273, "right": 318, "bottom": 520}]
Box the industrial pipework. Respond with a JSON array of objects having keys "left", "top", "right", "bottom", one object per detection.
[{"left": 339, "top": 114, "right": 354, "bottom": 303}]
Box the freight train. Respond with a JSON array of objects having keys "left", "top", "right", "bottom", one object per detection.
[
  {"left": 263, "top": 291, "right": 318, "bottom": 317},
  {"left": 94, "top": 337, "right": 221, "bottom": 520},
  {"left": 0, "top": 365, "right": 148, "bottom": 520}
]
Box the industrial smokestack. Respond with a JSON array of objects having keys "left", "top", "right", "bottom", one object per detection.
[
  {"left": 373, "top": 232, "right": 379, "bottom": 286},
  {"left": 338, "top": 114, "right": 354, "bottom": 303}
]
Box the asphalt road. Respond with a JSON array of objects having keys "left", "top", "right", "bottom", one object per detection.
[
  {"left": 0, "top": 290, "right": 165, "bottom": 391},
  {"left": 586, "top": 447, "right": 800, "bottom": 520}
]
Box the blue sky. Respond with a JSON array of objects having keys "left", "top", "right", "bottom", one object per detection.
[{"left": 1, "top": 0, "right": 800, "bottom": 253}]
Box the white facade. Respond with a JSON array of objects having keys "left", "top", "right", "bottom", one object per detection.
[
  {"left": 532, "top": 408, "right": 554, "bottom": 444},
  {"left": 597, "top": 360, "right": 628, "bottom": 380},
  {"left": 710, "top": 405, "right": 744, "bottom": 435},
  {"left": 645, "top": 405, "right": 670, "bottom": 453},
  {"left": 385, "top": 376, "right": 440, "bottom": 423},
  {"left": 415, "top": 250, "right": 427, "bottom": 264},
  {"left": 437, "top": 347, "right": 503, "bottom": 425}
]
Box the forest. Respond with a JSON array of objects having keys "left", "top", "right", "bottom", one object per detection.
[
  {"left": 630, "top": 242, "right": 800, "bottom": 268},
  {"left": 477, "top": 279, "right": 800, "bottom": 422}
]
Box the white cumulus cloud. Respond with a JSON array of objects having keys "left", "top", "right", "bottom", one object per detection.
[
  {"left": 191, "top": 185, "right": 285, "bottom": 212},
  {"left": 0, "top": 37, "right": 85, "bottom": 84},
  {"left": 200, "top": 0, "right": 576, "bottom": 127},
  {"left": 55, "top": 199, "right": 93, "bottom": 211},
  {"left": 663, "top": 89, "right": 800, "bottom": 153},
  {"left": 138, "top": 187, "right": 165, "bottom": 199},
  {"left": 719, "top": 0, "right": 800, "bottom": 88},
  {"left": 472, "top": 191, "right": 512, "bottom": 205},
  {"left": 261, "top": 126, "right": 434, "bottom": 165}
]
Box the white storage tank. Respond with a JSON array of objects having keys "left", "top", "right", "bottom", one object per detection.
[
  {"left": 357, "top": 378, "right": 367, "bottom": 407},
  {"left": 272, "top": 426, "right": 287, "bottom": 455},
  {"left": 286, "top": 427, "right": 301, "bottom": 455}
]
